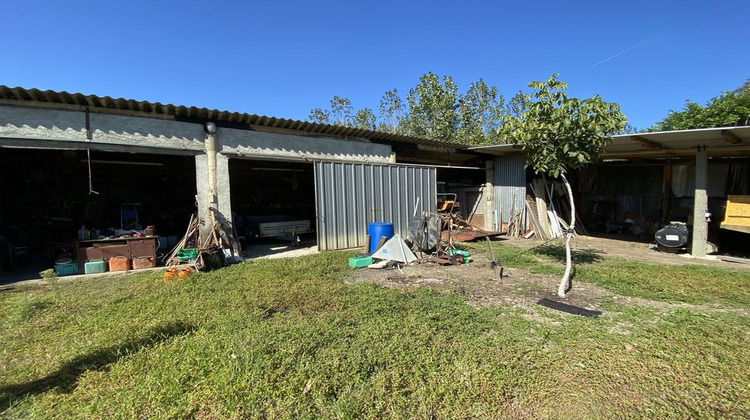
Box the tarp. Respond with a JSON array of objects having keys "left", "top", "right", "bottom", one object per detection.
[
  {"left": 407, "top": 215, "right": 441, "bottom": 252},
  {"left": 371, "top": 234, "right": 417, "bottom": 263}
]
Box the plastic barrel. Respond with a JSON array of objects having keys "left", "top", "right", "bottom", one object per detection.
[{"left": 368, "top": 222, "right": 394, "bottom": 254}]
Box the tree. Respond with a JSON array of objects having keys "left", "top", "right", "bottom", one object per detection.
[
  {"left": 378, "top": 88, "right": 404, "bottom": 133},
  {"left": 352, "top": 108, "right": 377, "bottom": 130},
  {"left": 308, "top": 96, "right": 354, "bottom": 126},
  {"left": 308, "top": 107, "right": 331, "bottom": 124},
  {"left": 651, "top": 79, "right": 750, "bottom": 131},
  {"left": 307, "top": 73, "right": 507, "bottom": 145},
  {"left": 497, "top": 74, "right": 626, "bottom": 298},
  {"left": 457, "top": 78, "right": 505, "bottom": 145},
  {"left": 402, "top": 73, "right": 460, "bottom": 141},
  {"left": 329, "top": 96, "right": 353, "bottom": 126}
]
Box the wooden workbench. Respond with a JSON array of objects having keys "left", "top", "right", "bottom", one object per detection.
[{"left": 75, "top": 236, "right": 158, "bottom": 272}]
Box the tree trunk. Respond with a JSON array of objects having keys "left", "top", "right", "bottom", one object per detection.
[{"left": 558, "top": 173, "right": 575, "bottom": 298}]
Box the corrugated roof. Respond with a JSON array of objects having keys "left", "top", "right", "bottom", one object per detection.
[
  {"left": 470, "top": 126, "right": 750, "bottom": 160},
  {"left": 604, "top": 126, "right": 750, "bottom": 159},
  {"left": 0, "top": 85, "right": 465, "bottom": 151}
]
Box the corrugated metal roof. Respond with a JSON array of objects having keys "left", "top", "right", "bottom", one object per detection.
[
  {"left": 0, "top": 85, "right": 465, "bottom": 151},
  {"left": 604, "top": 126, "right": 750, "bottom": 159},
  {"left": 470, "top": 126, "right": 750, "bottom": 160}
]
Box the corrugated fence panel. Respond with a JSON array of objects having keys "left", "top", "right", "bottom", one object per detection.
[
  {"left": 315, "top": 161, "right": 436, "bottom": 251},
  {"left": 494, "top": 155, "right": 526, "bottom": 229}
]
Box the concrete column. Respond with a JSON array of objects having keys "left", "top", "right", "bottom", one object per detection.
[
  {"left": 215, "top": 153, "right": 233, "bottom": 224},
  {"left": 484, "top": 159, "right": 495, "bottom": 231},
  {"left": 690, "top": 146, "right": 708, "bottom": 257},
  {"left": 195, "top": 154, "right": 211, "bottom": 228},
  {"left": 195, "top": 150, "right": 237, "bottom": 252}
]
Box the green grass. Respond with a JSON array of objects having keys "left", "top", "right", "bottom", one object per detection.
[
  {"left": 1, "top": 249, "right": 749, "bottom": 418},
  {"left": 467, "top": 240, "right": 750, "bottom": 307}
]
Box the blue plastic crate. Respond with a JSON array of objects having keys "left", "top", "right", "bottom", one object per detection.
[{"left": 54, "top": 262, "right": 77, "bottom": 276}]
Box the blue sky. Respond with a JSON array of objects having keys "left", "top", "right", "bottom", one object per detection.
[{"left": 2, "top": 0, "right": 748, "bottom": 130}]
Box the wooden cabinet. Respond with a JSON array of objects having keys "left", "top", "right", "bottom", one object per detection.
[{"left": 75, "top": 237, "right": 158, "bottom": 272}]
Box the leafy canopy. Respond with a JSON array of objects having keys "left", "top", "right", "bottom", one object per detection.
[
  {"left": 651, "top": 79, "right": 750, "bottom": 131},
  {"left": 497, "top": 74, "right": 626, "bottom": 177},
  {"left": 308, "top": 73, "right": 506, "bottom": 145}
]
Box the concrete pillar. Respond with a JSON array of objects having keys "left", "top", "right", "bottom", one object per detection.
[
  {"left": 195, "top": 126, "right": 235, "bottom": 251},
  {"left": 484, "top": 159, "right": 495, "bottom": 231},
  {"left": 195, "top": 154, "right": 211, "bottom": 229},
  {"left": 690, "top": 146, "right": 708, "bottom": 257}
]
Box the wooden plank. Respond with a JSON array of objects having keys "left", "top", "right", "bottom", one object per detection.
[
  {"left": 525, "top": 198, "right": 547, "bottom": 240},
  {"left": 529, "top": 180, "right": 552, "bottom": 239}
]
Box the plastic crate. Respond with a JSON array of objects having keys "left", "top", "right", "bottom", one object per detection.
[
  {"left": 54, "top": 262, "right": 78, "bottom": 276},
  {"left": 348, "top": 256, "right": 373, "bottom": 268},
  {"left": 84, "top": 259, "right": 107, "bottom": 274},
  {"left": 176, "top": 248, "right": 199, "bottom": 260}
]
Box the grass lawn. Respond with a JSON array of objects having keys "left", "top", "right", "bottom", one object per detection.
[{"left": 1, "top": 246, "right": 748, "bottom": 419}]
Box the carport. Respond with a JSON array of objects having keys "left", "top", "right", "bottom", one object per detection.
[{"left": 600, "top": 127, "right": 750, "bottom": 257}]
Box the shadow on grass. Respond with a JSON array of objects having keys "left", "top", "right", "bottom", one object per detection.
[
  {"left": 0, "top": 321, "right": 197, "bottom": 412},
  {"left": 534, "top": 245, "right": 604, "bottom": 265},
  {"left": 537, "top": 298, "right": 602, "bottom": 318}
]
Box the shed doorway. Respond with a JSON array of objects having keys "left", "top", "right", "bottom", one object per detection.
[
  {"left": 0, "top": 148, "right": 196, "bottom": 281},
  {"left": 228, "top": 158, "right": 317, "bottom": 256}
]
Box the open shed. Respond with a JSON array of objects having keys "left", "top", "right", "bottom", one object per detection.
[
  {"left": 473, "top": 127, "right": 750, "bottom": 257},
  {"left": 597, "top": 127, "right": 750, "bottom": 257},
  {"left": 0, "top": 86, "right": 524, "bottom": 279}
]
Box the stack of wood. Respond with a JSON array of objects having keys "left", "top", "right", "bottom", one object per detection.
[{"left": 505, "top": 178, "right": 589, "bottom": 240}]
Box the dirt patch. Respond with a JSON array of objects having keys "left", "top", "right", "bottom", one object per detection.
[
  {"left": 502, "top": 234, "right": 750, "bottom": 268},
  {"left": 346, "top": 249, "right": 611, "bottom": 323},
  {"left": 345, "top": 235, "right": 750, "bottom": 321}
]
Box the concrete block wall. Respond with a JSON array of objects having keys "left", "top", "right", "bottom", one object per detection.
[{"left": 220, "top": 127, "right": 393, "bottom": 163}]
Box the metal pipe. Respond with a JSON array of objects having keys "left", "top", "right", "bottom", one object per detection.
[{"left": 205, "top": 122, "right": 218, "bottom": 206}]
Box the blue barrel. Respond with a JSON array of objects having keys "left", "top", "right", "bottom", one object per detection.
[{"left": 368, "top": 222, "right": 394, "bottom": 254}]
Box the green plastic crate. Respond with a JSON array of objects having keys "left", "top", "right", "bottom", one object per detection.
[
  {"left": 176, "top": 248, "right": 199, "bottom": 260},
  {"left": 348, "top": 256, "right": 373, "bottom": 268}
]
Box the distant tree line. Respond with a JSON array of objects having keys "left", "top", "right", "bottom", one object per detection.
[
  {"left": 649, "top": 79, "right": 750, "bottom": 131},
  {"left": 310, "top": 73, "right": 750, "bottom": 141},
  {"left": 308, "top": 73, "right": 526, "bottom": 146}
]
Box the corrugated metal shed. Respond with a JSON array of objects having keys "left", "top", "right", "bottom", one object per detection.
[
  {"left": 494, "top": 155, "right": 526, "bottom": 228},
  {"left": 314, "top": 161, "right": 436, "bottom": 251}
]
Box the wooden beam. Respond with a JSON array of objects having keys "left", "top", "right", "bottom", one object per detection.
[
  {"left": 721, "top": 129, "right": 744, "bottom": 145},
  {"left": 631, "top": 135, "right": 663, "bottom": 149}
]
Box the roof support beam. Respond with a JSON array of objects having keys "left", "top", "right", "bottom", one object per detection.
[
  {"left": 721, "top": 129, "right": 744, "bottom": 145},
  {"left": 631, "top": 135, "right": 663, "bottom": 149}
]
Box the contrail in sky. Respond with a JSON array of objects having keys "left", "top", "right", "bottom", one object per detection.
[{"left": 592, "top": 37, "right": 655, "bottom": 67}]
